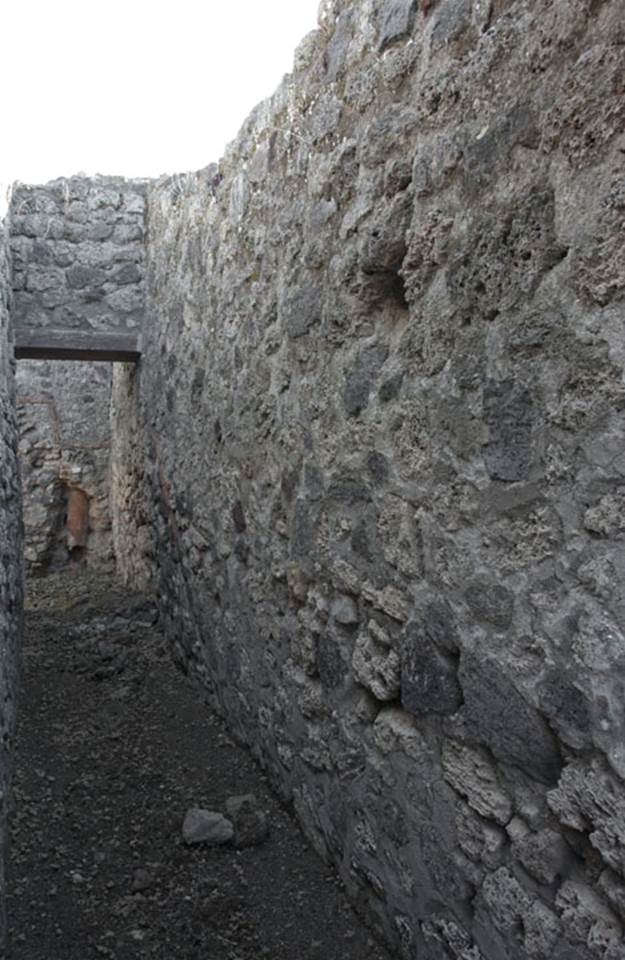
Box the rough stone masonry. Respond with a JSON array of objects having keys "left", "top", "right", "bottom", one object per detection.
[
  {"left": 16, "top": 359, "right": 115, "bottom": 576},
  {"left": 10, "top": 175, "right": 147, "bottom": 335},
  {"left": 3, "top": 0, "right": 625, "bottom": 957},
  {"left": 0, "top": 216, "right": 23, "bottom": 951},
  {"left": 135, "top": 1, "right": 625, "bottom": 957},
  {"left": 10, "top": 175, "right": 148, "bottom": 577}
]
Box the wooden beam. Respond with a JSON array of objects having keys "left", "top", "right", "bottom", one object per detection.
[{"left": 14, "top": 328, "right": 142, "bottom": 363}]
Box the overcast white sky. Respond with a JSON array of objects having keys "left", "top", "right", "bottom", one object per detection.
[{"left": 1, "top": 0, "right": 320, "bottom": 200}]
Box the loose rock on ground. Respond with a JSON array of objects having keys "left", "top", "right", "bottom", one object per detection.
[{"left": 7, "top": 571, "right": 392, "bottom": 960}]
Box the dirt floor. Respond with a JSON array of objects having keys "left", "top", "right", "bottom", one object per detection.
[{"left": 7, "top": 571, "right": 393, "bottom": 960}]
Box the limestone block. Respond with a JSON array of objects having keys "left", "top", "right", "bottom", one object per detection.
[
  {"left": 556, "top": 880, "right": 622, "bottom": 949},
  {"left": 309, "top": 94, "right": 343, "bottom": 144},
  {"left": 281, "top": 280, "right": 323, "bottom": 339},
  {"left": 401, "top": 619, "right": 462, "bottom": 717},
  {"left": 598, "top": 869, "right": 625, "bottom": 919},
  {"left": 510, "top": 823, "right": 569, "bottom": 886},
  {"left": 358, "top": 192, "right": 412, "bottom": 276},
  {"left": 375, "top": 0, "right": 417, "bottom": 52},
  {"left": 459, "top": 653, "right": 562, "bottom": 784},
  {"left": 442, "top": 740, "right": 512, "bottom": 826},
  {"left": 548, "top": 760, "right": 625, "bottom": 877},
  {"left": 352, "top": 622, "right": 401, "bottom": 701},
  {"left": 373, "top": 706, "right": 430, "bottom": 761},
  {"left": 361, "top": 581, "right": 410, "bottom": 621},
  {"left": 359, "top": 104, "right": 418, "bottom": 168},
  {"left": 113, "top": 223, "right": 143, "bottom": 244},
  {"left": 315, "top": 630, "right": 349, "bottom": 690},
  {"left": 584, "top": 490, "right": 625, "bottom": 539},
  {"left": 482, "top": 380, "right": 534, "bottom": 484},
  {"left": 66, "top": 264, "right": 106, "bottom": 289},
  {"left": 343, "top": 341, "right": 389, "bottom": 417},
  {"left": 430, "top": 0, "right": 474, "bottom": 55},
  {"left": 287, "top": 563, "right": 309, "bottom": 605},
  {"left": 523, "top": 900, "right": 562, "bottom": 959},
  {"left": 479, "top": 867, "right": 530, "bottom": 935},
  {"left": 539, "top": 670, "right": 591, "bottom": 751},
  {"left": 25, "top": 265, "right": 65, "bottom": 292},
  {"left": 330, "top": 594, "right": 360, "bottom": 625},
  {"left": 455, "top": 801, "right": 507, "bottom": 870}
]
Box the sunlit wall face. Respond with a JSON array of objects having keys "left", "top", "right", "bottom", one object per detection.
[{"left": 0, "top": 0, "right": 320, "bottom": 201}]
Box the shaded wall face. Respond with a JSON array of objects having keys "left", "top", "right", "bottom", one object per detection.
[
  {"left": 16, "top": 359, "right": 114, "bottom": 575},
  {"left": 136, "top": 1, "right": 625, "bottom": 957},
  {"left": 10, "top": 176, "right": 146, "bottom": 334},
  {"left": 0, "top": 219, "right": 23, "bottom": 948},
  {"left": 110, "top": 363, "right": 154, "bottom": 591}
]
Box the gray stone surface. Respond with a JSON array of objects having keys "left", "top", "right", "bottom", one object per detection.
[
  {"left": 128, "top": 2, "right": 625, "bottom": 955},
  {"left": 128, "top": 3, "right": 625, "bottom": 955},
  {"left": 6, "top": 1, "right": 623, "bottom": 957},
  {"left": 181, "top": 808, "right": 234, "bottom": 846},
  {"left": 401, "top": 619, "right": 462, "bottom": 716},
  {"left": 375, "top": 0, "right": 417, "bottom": 52},
  {"left": 0, "top": 215, "right": 23, "bottom": 949},
  {"left": 10, "top": 176, "right": 147, "bottom": 336},
  {"left": 9, "top": 176, "right": 146, "bottom": 580},
  {"left": 16, "top": 359, "right": 114, "bottom": 575}
]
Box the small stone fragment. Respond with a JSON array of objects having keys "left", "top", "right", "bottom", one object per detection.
[
  {"left": 181, "top": 808, "right": 234, "bottom": 846},
  {"left": 330, "top": 594, "right": 359, "bottom": 625},
  {"left": 287, "top": 563, "right": 309, "bottom": 604},
  {"left": 131, "top": 867, "right": 156, "bottom": 893},
  {"left": 352, "top": 626, "right": 401, "bottom": 701},
  {"left": 225, "top": 794, "right": 269, "bottom": 848}
]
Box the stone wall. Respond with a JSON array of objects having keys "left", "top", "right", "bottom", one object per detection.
[
  {"left": 0, "top": 216, "right": 23, "bottom": 948},
  {"left": 16, "top": 359, "right": 114, "bottom": 575},
  {"left": 10, "top": 176, "right": 146, "bottom": 334},
  {"left": 134, "top": 1, "right": 625, "bottom": 958},
  {"left": 110, "top": 363, "right": 154, "bottom": 590},
  {"left": 8, "top": 173, "right": 148, "bottom": 578}
]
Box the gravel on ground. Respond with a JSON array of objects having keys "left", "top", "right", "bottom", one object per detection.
[{"left": 7, "top": 570, "right": 393, "bottom": 960}]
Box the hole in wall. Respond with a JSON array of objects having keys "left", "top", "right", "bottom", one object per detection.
[
  {"left": 362, "top": 268, "right": 410, "bottom": 313},
  {"left": 386, "top": 271, "right": 409, "bottom": 310}
]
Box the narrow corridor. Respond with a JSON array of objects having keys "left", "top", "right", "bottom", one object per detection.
[{"left": 8, "top": 572, "right": 391, "bottom": 960}]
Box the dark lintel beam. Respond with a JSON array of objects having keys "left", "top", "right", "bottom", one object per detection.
[{"left": 14, "top": 328, "right": 142, "bottom": 363}]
